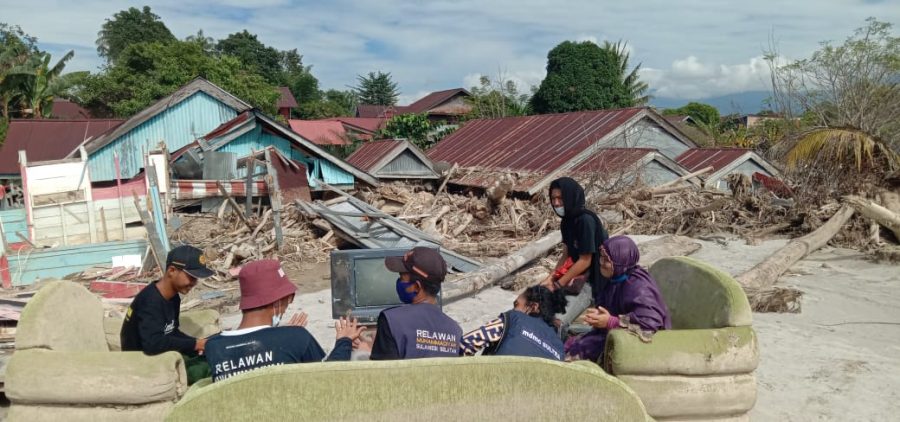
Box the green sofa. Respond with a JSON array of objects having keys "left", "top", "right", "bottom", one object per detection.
[
  {"left": 5, "top": 280, "right": 219, "bottom": 422},
  {"left": 168, "top": 357, "right": 652, "bottom": 422},
  {"left": 604, "top": 256, "right": 759, "bottom": 421}
]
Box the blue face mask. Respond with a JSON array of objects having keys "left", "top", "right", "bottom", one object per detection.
[
  {"left": 395, "top": 278, "right": 418, "bottom": 304},
  {"left": 610, "top": 273, "right": 629, "bottom": 283}
]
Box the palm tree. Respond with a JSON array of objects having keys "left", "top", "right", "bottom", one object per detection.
[
  {"left": 18, "top": 50, "right": 83, "bottom": 118},
  {"left": 781, "top": 127, "right": 899, "bottom": 173},
  {"left": 603, "top": 41, "right": 649, "bottom": 106},
  {"left": 0, "top": 36, "right": 33, "bottom": 118}
]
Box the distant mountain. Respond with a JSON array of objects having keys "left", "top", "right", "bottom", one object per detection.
[{"left": 651, "top": 91, "right": 772, "bottom": 115}]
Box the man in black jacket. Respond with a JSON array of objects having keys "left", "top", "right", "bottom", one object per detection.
[{"left": 120, "top": 245, "right": 214, "bottom": 383}]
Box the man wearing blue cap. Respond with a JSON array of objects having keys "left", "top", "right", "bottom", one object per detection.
[{"left": 121, "top": 245, "right": 216, "bottom": 383}]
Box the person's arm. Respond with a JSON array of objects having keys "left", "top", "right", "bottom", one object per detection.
[
  {"left": 369, "top": 312, "right": 400, "bottom": 360},
  {"left": 326, "top": 317, "right": 364, "bottom": 361},
  {"left": 325, "top": 338, "right": 353, "bottom": 361},
  {"left": 621, "top": 285, "right": 669, "bottom": 332},
  {"left": 135, "top": 303, "right": 196, "bottom": 355},
  {"left": 555, "top": 253, "right": 591, "bottom": 288},
  {"left": 460, "top": 316, "right": 505, "bottom": 356},
  {"left": 542, "top": 245, "right": 571, "bottom": 289}
]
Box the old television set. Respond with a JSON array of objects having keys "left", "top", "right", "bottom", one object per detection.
[{"left": 331, "top": 247, "right": 443, "bottom": 324}]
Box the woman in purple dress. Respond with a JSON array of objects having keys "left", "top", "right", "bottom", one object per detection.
[{"left": 564, "top": 235, "right": 672, "bottom": 362}]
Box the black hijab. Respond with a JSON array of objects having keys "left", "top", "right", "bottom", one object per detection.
[{"left": 549, "top": 177, "right": 609, "bottom": 288}]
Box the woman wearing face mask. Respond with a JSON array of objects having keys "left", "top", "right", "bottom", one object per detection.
[
  {"left": 203, "top": 259, "right": 364, "bottom": 383},
  {"left": 564, "top": 236, "right": 671, "bottom": 363},
  {"left": 459, "top": 285, "right": 568, "bottom": 360},
  {"left": 541, "top": 177, "right": 609, "bottom": 338},
  {"left": 369, "top": 247, "right": 463, "bottom": 360}
]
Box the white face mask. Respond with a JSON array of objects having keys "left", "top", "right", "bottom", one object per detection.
[
  {"left": 271, "top": 303, "right": 283, "bottom": 327},
  {"left": 554, "top": 206, "right": 565, "bottom": 217}
]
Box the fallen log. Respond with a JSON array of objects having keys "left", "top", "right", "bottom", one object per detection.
[
  {"left": 736, "top": 205, "right": 855, "bottom": 289},
  {"left": 443, "top": 231, "right": 562, "bottom": 302},
  {"left": 843, "top": 195, "right": 900, "bottom": 241},
  {"left": 657, "top": 166, "right": 712, "bottom": 189}
]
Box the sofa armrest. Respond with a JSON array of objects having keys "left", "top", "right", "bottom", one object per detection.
[
  {"left": 604, "top": 326, "right": 758, "bottom": 376},
  {"left": 6, "top": 349, "right": 187, "bottom": 405}
]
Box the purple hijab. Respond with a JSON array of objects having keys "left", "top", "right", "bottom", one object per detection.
[{"left": 565, "top": 236, "right": 671, "bottom": 361}]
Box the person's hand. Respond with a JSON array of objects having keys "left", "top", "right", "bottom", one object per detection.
[
  {"left": 541, "top": 274, "right": 563, "bottom": 291},
  {"left": 353, "top": 329, "right": 374, "bottom": 352},
  {"left": 195, "top": 337, "right": 208, "bottom": 354},
  {"left": 335, "top": 317, "right": 365, "bottom": 342},
  {"left": 583, "top": 306, "right": 611, "bottom": 329},
  {"left": 287, "top": 311, "right": 309, "bottom": 327}
]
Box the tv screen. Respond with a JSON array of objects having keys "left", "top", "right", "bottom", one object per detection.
[{"left": 331, "top": 247, "right": 442, "bottom": 324}]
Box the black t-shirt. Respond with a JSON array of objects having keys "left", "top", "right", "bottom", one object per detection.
[
  {"left": 562, "top": 213, "right": 608, "bottom": 290},
  {"left": 120, "top": 282, "right": 196, "bottom": 355},
  {"left": 204, "top": 326, "right": 353, "bottom": 383}
]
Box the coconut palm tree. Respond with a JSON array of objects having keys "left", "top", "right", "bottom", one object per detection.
[
  {"left": 782, "top": 127, "right": 899, "bottom": 173},
  {"left": 603, "top": 41, "right": 649, "bottom": 106}
]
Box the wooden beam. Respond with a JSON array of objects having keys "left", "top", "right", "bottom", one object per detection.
[
  {"left": 216, "top": 181, "right": 255, "bottom": 231},
  {"left": 264, "top": 149, "right": 284, "bottom": 248},
  {"left": 132, "top": 192, "right": 166, "bottom": 271}
]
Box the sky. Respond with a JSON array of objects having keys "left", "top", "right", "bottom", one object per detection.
[{"left": 3, "top": 0, "right": 899, "bottom": 105}]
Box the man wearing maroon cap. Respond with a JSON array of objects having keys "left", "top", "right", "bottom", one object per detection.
[
  {"left": 370, "top": 247, "right": 462, "bottom": 360},
  {"left": 204, "top": 259, "right": 364, "bottom": 383}
]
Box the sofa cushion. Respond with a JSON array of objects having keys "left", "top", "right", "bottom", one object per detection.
[
  {"left": 16, "top": 280, "right": 108, "bottom": 352},
  {"left": 6, "top": 349, "right": 186, "bottom": 405},
  {"left": 605, "top": 326, "right": 759, "bottom": 376},
  {"left": 168, "top": 357, "right": 651, "bottom": 421},
  {"left": 650, "top": 257, "right": 752, "bottom": 329},
  {"left": 7, "top": 401, "right": 174, "bottom": 422}
]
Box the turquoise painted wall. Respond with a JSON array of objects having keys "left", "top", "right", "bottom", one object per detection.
[{"left": 7, "top": 239, "right": 148, "bottom": 286}]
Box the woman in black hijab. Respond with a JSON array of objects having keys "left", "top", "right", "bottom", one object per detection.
[{"left": 541, "top": 177, "right": 608, "bottom": 336}]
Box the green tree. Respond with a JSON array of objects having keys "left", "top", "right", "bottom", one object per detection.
[
  {"left": 18, "top": 50, "right": 86, "bottom": 118},
  {"left": 78, "top": 40, "right": 279, "bottom": 117},
  {"left": 96, "top": 6, "right": 176, "bottom": 64},
  {"left": 767, "top": 18, "right": 899, "bottom": 174},
  {"left": 351, "top": 71, "right": 399, "bottom": 105},
  {"left": 297, "top": 89, "right": 357, "bottom": 119},
  {"left": 1, "top": 23, "right": 38, "bottom": 119},
  {"left": 530, "top": 40, "right": 637, "bottom": 114},
  {"left": 216, "top": 30, "right": 282, "bottom": 83},
  {"left": 603, "top": 41, "right": 649, "bottom": 106},
  {"left": 380, "top": 113, "right": 432, "bottom": 149},
  {"left": 467, "top": 75, "right": 531, "bottom": 119},
  {"left": 663, "top": 102, "right": 720, "bottom": 127}
]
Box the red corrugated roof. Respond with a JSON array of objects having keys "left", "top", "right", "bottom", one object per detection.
[
  {"left": 277, "top": 87, "right": 299, "bottom": 109},
  {"left": 428, "top": 108, "right": 644, "bottom": 174},
  {"left": 356, "top": 104, "right": 412, "bottom": 118},
  {"left": 288, "top": 120, "right": 351, "bottom": 146},
  {"left": 0, "top": 119, "right": 124, "bottom": 174},
  {"left": 406, "top": 88, "right": 469, "bottom": 113},
  {"left": 572, "top": 148, "right": 657, "bottom": 173},
  {"left": 675, "top": 148, "right": 751, "bottom": 173},
  {"left": 50, "top": 99, "right": 92, "bottom": 119},
  {"left": 203, "top": 111, "right": 253, "bottom": 141},
  {"left": 345, "top": 140, "right": 403, "bottom": 172},
  {"left": 328, "top": 117, "right": 385, "bottom": 133}
]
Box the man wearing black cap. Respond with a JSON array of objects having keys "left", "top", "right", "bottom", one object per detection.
[
  {"left": 370, "top": 246, "right": 462, "bottom": 360},
  {"left": 120, "top": 245, "right": 215, "bottom": 382}
]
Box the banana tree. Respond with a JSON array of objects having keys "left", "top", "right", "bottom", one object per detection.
[{"left": 18, "top": 50, "right": 84, "bottom": 118}]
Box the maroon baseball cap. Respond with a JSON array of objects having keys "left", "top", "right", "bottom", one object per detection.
[
  {"left": 238, "top": 259, "right": 297, "bottom": 310},
  {"left": 384, "top": 247, "right": 447, "bottom": 283}
]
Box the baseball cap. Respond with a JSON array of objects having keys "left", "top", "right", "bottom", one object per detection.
[
  {"left": 238, "top": 259, "right": 297, "bottom": 310},
  {"left": 166, "top": 245, "right": 215, "bottom": 279},
  {"left": 384, "top": 247, "right": 448, "bottom": 283}
]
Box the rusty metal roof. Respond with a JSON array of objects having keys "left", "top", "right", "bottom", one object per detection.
[
  {"left": 346, "top": 140, "right": 402, "bottom": 172},
  {"left": 676, "top": 148, "right": 752, "bottom": 173},
  {"left": 572, "top": 148, "right": 658, "bottom": 173},
  {"left": 356, "top": 104, "right": 411, "bottom": 118},
  {"left": 277, "top": 86, "right": 299, "bottom": 109},
  {"left": 429, "top": 108, "right": 645, "bottom": 174},
  {"left": 288, "top": 120, "right": 351, "bottom": 146},
  {"left": 406, "top": 88, "right": 469, "bottom": 113},
  {"left": 328, "top": 117, "right": 385, "bottom": 134},
  {"left": 0, "top": 119, "right": 123, "bottom": 175},
  {"left": 50, "top": 99, "right": 92, "bottom": 119}
]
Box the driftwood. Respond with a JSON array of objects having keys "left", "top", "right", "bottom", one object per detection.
[
  {"left": 430, "top": 163, "right": 458, "bottom": 208},
  {"left": 217, "top": 181, "right": 254, "bottom": 231},
  {"left": 843, "top": 195, "right": 900, "bottom": 241},
  {"left": 443, "top": 231, "right": 562, "bottom": 302},
  {"left": 681, "top": 198, "right": 728, "bottom": 216},
  {"left": 736, "top": 205, "right": 855, "bottom": 289},
  {"left": 657, "top": 166, "right": 713, "bottom": 189}
]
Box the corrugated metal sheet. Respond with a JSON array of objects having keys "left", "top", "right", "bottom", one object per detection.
[
  {"left": 50, "top": 100, "right": 92, "bottom": 119},
  {"left": 329, "top": 117, "right": 384, "bottom": 133},
  {"left": 380, "top": 150, "right": 436, "bottom": 177},
  {"left": 277, "top": 87, "right": 299, "bottom": 108},
  {"left": 676, "top": 148, "right": 751, "bottom": 173},
  {"left": 1, "top": 119, "right": 123, "bottom": 175},
  {"left": 287, "top": 120, "right": 350, "bottom": 146},
  {"left": 215, "top": 125, "right": 295, "bottom": 162},
  {"left": 346, "top": 140, "right": 401, "bottom": 172},
  {"left": 406, "top": 88, "right": 469, "bottom": 113},
  {"left": 572, "top": 148, "right": 657, "bottom": 173},
  {"left": 318, "top": 160, "right": 355, "bottom": 187},
  {"left": 88, "top": 92, "right": 238, "bottom": 181},
  {"left": 428, "top": 108, "right": 644, "bottom": 174}
]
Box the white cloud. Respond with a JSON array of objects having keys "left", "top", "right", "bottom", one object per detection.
[{"left": 644, "top": 55, "right": 782, "bottom": 99}]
